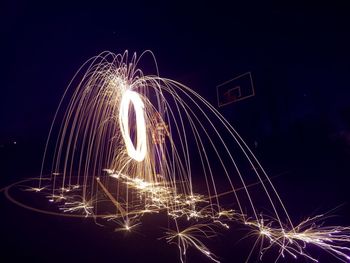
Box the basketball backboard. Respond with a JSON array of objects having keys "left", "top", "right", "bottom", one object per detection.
[{"left": 216, "top": 72, "right": 255, "bottom": 107}]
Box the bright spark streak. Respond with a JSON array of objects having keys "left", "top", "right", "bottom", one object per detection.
[
  {"left": 245, "top": 215, "right": 350, "bottom": 263},
  {"left": 60, "top": 201, "right": 93, "bottom": 217},
  {"left": 24, "top": 186, "right": 48, "bottom": 192},
  {"left": 165, "top": 224, "right": 220, "bottom": 263},
  {"left": 119, "top": 89, "right": 147, "bottom": 162},
  {"left": 23, "top": 50, "right": 349, "bottom": 263}
]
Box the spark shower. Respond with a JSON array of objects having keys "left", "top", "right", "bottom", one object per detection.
[{"left": 3, "top": 51, "right": 350, "bottom": 262}]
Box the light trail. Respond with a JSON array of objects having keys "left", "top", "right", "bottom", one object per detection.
[
  {"left": 3, "top": 50, "right": 349, "bottom": 262},
  {"left": 119, "top": 89, "right": 147, "bottom": 162}
]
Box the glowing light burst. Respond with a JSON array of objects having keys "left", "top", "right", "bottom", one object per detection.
[
  {"left": 119, "top": 89, "right": 147, "bottom": 162},
  {"left": 164, "top": 224, "right": 221, "bottom": 263},
  {"left": 5, "top": 50, "right": 350, "bottom": 262}
]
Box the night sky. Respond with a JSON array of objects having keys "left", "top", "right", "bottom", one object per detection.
[{"left": 1, "top": 1, "right": 350, "bottom": 262}]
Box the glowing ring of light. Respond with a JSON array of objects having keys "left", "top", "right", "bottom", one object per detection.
[{"left": 119, "top": 90, "right": 147, "bottom": 162}]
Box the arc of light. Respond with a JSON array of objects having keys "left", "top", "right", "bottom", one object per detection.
[{"left": 119, "top": 89, "right": 147, "bottom": 162}]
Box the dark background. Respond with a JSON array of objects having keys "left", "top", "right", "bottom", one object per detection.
[{"left": 1, "top": 1, "right": 350, "bottom": 262}]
